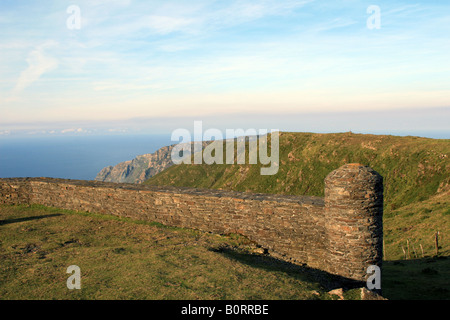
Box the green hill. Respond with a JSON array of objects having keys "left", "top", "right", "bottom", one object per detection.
[
  {"left": 144, "top": 132, "right": 450, "bottom": 259},
  {"left": 145, "top": 132, "right": 449, "bottom": 209}
]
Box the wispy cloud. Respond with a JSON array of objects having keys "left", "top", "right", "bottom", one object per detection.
[
  {"left": 11, "top": 41, "right": 59, "bottom": 97},
  {"left": 61, "top": 128, "right": 86, "bottom": 134},
  {"left": 309, "top": 17, "right": 358, "bottom": 33}
]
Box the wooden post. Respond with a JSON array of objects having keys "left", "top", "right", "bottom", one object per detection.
[
  {"left": 407, "top": 239, "right": 410, "bottom": 259},
  {"left": 412, "top": 244, "right": 417, "bottom": 259},
  {"left": 435, "top": 231, "right": 439, "bottom": 256}
]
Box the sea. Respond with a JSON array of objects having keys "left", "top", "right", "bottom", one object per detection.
[{"left": 0, "top": 134, "right": 173, "bottom": 181}]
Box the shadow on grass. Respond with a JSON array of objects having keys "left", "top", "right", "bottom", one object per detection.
[
  {"left": 382, "top": 255, "right": 450, "bottom": 300},
  {"left": 0, "top": 214, "right": 63, "bottom": 226},
  {"left": 209, "top": 245, "right": 365, "bottom": 292},
  {"left": 211, "top": 246, "right": 450, "bottom": 299}
]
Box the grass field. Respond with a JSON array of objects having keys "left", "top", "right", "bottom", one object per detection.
[
  {"left": 0, "top": 205, "right": 333, "bottom": 300},
  {"left": 1, "top": 204, "right": 449, "bottom": 300}
]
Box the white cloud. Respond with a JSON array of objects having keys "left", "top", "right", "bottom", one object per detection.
[
  {"left": 189, "top": 0, "right": 314, "bottom": 33},
  {"left": 82, "top": 0, "right": 314, "bottom": 39},
  {"left": 89, "top": 0, "right": 131, "bottom": 7},
  {"left": 11, "top": 41, "right": 58, "bottom": 96},
  {"left": 108, "top": 128, "right": 128, "bottom": 133},
  {"left": 310, "top": 18, "right": 358, "bottom": 33},
  {"left": 61, "top": 128, "right": 76, "bottom": 134},
  {"left": 61, "top": 128, "right": 86, "bottom": 134},
  {"left": 91, "top": 79, "right": 176, "bottom": 91},
  {"left": 145, "top": 15, "right": 197, "bottom": 35}
]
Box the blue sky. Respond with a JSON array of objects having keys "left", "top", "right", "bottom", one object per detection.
[{"left": 0, "top": 0, "right": 449, "bottom": 137}]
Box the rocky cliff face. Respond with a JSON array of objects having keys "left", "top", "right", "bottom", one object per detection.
[
  {"left": 95, "top": 145, "right": 175, "bottom": 184},
  {"left": 95, "top": 141, "right": 210, "bottom": 184}
]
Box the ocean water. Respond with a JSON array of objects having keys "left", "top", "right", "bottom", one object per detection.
[{"left": 0, "top": 134, "right": 172, "bottom": 181}]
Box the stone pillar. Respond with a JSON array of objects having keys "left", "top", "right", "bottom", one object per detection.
[{"left": 324, "top": 163, "right": 383, "bottom": 282}]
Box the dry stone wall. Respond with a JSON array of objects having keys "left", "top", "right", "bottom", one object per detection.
[{"left": 0, "top": 164, "right": 383, "bottom": 282}]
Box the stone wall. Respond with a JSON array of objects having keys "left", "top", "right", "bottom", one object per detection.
[{"left": 0, "top": 164, "right": 383, "bottom": 282}]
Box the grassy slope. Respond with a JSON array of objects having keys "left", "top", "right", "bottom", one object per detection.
[
  {"left": 145, "top": 132, "right": 449, "bottom": 210},
  {"left": 383, "top": 190, "right": 450, "bottom": 259},
  {"left": 0, "top": 205, "right": 337, "bottom": 300},
  {"left": 144, "top": 132, "right": 450, "bottom": 260},
  {"left": 1, "top": 205, "right": 448, "bottom": 300}
]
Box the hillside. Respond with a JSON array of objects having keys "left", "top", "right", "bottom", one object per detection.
[
  {"left": 2, "top": 204, "right": 448, "bottom": 300},
  {"left": 144, "top": 132, "right": 450, "bottom": 259},
  {"left": 384, "top": 189, "right": 450, "bottom": 260},
  {"left": 145, "top": 132, "right": 449, "bottom": 211}
]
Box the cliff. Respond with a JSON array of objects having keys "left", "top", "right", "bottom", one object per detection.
[
  {"left": 95, "top": 141, "right": 211, "bottom": 184},
  {"left": 95, "top": 145, "right": 175, "bottom": 184}
]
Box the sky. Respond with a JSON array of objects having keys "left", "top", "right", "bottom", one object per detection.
[{"left": 0, "top": 0, "right": 449, "bottom": 137}]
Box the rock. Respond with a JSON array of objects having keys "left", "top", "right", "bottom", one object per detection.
[
  {"left": 328, "top": 288, "right": 344, "bottom": 300},
  {"left": 360, "top": 287, "right": 387, "bottom": 300},
  {"left": 95, "top": 145, "right": 175, "bottom": 184},
  {"left": 251, "top": 247, "right": 267, "bottom": 254}
]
